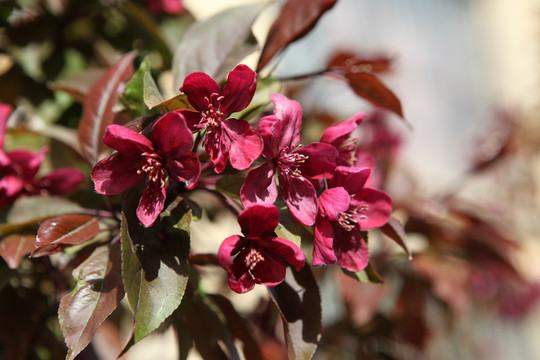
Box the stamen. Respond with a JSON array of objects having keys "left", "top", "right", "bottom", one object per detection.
[
  {"left": 245, "top": 247, "right": 265, "bottom": 271},
  {"left": 337, "top": 207, "right": 358, "bottom": 231},
  {"left": 277, "top": 146, "right": 309, "bottom": 178},
  {"left": 201, "top": 93, "right": 225, "bottom": 128}
]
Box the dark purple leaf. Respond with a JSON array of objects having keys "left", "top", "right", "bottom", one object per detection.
[
  {"left": 77, "top": 51, "right": 137, "bottom": 164},
  {"left": 0, "top": 234, "right": 36, "bottom": 268},
  {"left": 268, "top": 264, "right": 321, "bottom": 360},
  {"left": 344, "top": 72, "right": 404, "bottom": 118},
  {"left": 257, "top": 0, "right": 337, "bottom": 71},
  {"left": 59, "top": 243, "right": 125, "bottom": 360},
  {"left": 327, "top": 51, "right": 393, "bottom": 73},
  {"left": 33, "top": 214, "right": 99, "bottom": 257},
  {"left": 381, "top": 216, "right": 411, "bottom": 260}
]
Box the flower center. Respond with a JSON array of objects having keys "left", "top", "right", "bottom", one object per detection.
[
  {"left": 138, "top": 152, "right": 166, "bottom": 187},
  {"left": 277, "top": 146, "right": 308, "bottom": 178},
  {"left": 245, "top": 247, "right": 265, "bottom": 271},
  {"left": 337, "top": 206, "right": 359, "bottom": 231},
  {"left": 201, "top": 93, "right": 225, "bottom": 129}
]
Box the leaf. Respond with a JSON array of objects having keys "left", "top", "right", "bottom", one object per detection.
[
  {"left": 344, "top": 72, "right": 404, "bottom": 118},
  {"left": 327, "top": 51, "right": 393, "bottom": 73},
  {"left": 0, "top": 234, "right": 36, "bottom": 269},
  {"left": 120, "top": 56, "right": 152, "bottom": 118},
  {"left": 257, "top": 0, "right": 337, "bottom": 71},
  {"left": 342, "top": 261, "right": 384, "bottom": 284},
  {"left": 32, "top": 214, "right": 100, "bottom": 257},
  {"left": 230, "top": 76, "right": 282, "bottom": 121},
  {"left": 172, "top": 3, "right": 265, "bottom": 90},
  {"left": 215, "top": 175, "right": 244, "bottom": 200},
  {"left": 268, "top": 264, "right": 321, "bottom": 360},
  {"left": 121, "top": 190, "right": 190, "bottom": 343},
  {"left": 49, "top": 68, "right": 106, "bottom": 103},
  {"left": 59, "top": 243, "right": 125, "bottom": 360},
  {"left": 0, "top": 196, "right": 83, "bottom": 236},
  {"left": 143, "top": 72, "right": 193, "bottom": 112},
  {"left": 275, "top": 207, "right": 313, "bottom": 248},
  {"left": 381, "top": 216, "right": 411, "bottom": 260},
  {"left": 77, "top": 51, "right": 137, "bottom": 164}
]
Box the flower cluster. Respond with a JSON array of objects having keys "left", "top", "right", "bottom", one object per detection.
[
  {"left": 0, "top": 104, "right": 84, "bottom": 208},
  {"left": 90, "top": 64, "right": 393, "bottom": 293}
]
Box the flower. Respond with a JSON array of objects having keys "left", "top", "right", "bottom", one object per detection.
[
  {"left": 320, "top": 113, "right": 368, "bottom": 167},
  {"left": 147, "top": 0, "right": 184, "bottom": 15},
  {"left": 91, "top": 111, "right": 200, "bottom": 226},
  {"left": 218, "top": 204, "right": 305, "bottom": 294},
  {"left": 0, "top": 104, "right": 84, "bottom": 208},
  {"left": 178, "top": 64, "right": 263, "bottom": 173},
  {"left": 314, "top": 166, "right": 392, "bottom": 271},
  {"left": 240, "top": 93, "right": 338, "bottom": 226}
]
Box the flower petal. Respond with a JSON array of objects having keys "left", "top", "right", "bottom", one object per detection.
[
  {"left": 218, "top": 235, "right": 244, "bottom": 270},
  {"left": 175, "top": 109, "right": 204, "bottom": 132},
  {"left": 318, "top": 187, "right": 350, "bottom": 220},
  {"left": 333, "top": 227, "right": 369, "bottom": 272},
  {"left": 351, "top": 187, "right": 392, "bottom": 230},
  {"left": 91, "top": 154, "right": 146, "bottom": 194},
  {"left": 103, "top": 124, "right": 153, "bottom": 155},
  {"left": 0, "top": 175, "right": 24, "bottom": 208},
  {"left": 204, "top": 128, "right": 229, "bottom": 174},
  {"left": 7, "top": 147, "right": 47, "bottom": 181},
  {"left": 330, "top": 166, "right": 371, "bottom": 194},
  {"left": 250, "top": 251, "right": 287, "bottom": 287},
  {"left": 221, "top": 64, "right": 257, "bottom": 115},
  {"left": 152, "top": 112, "right": 194, "bottom": 157},
  {"left": 312, "top": 217, "right": 337, "bottom": 267},
  {"left": 136, "top": 178, "right": 166, "bottom": 227},
  {"left": 260, "top": 237, "right": 305, "bottom": 272},
  {"left": 38, "top": 168, "right": 85, "bottom": 195},
  {"left": 296, "top": 142, "right": 338, "bottom": 181},
  {"left": 180, "top": 72, "right": 220, "bottom": 111},
  {"left": 222, "top": 118, "right": 262, "bottom": 171},
  {"left": 238, "top": 204, "right": 279, "bottom": 238},
  {"left": 166, "top": 152, "right": 201, "bottom": 190},
  {"left": 270, "top": 93, "right": 302, "bottom": 150},
  {"left": 278, "top": 172, "right": 317, "bottom": 226},
  {"left": 240, "top": 162, "right": 278, "bottom": 207},
  {"left": 0, "top": 103, "right": 12, "bottom": 150},
  {"left": 320, "top": 113, "right": 363, "bottom": 145},
  {"left": 257, "top": 115, "right": 281, "bottom": 158}
]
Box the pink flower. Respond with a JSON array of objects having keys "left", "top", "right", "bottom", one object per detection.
[
  {"left": 91, "top": 112, "right": 200, "bottom": 227},
  {"left": 314, "top": 166, "right": 392, "bottom": 271},
  {"left": 240, "top": 93, "right": 338, "bottom": 226},
  {"left": 147, "top": 0, "right": 184, "bottom": 15},
  {"left": 218, "top": 204, "right": 305, "bottom": 294},
  {"left": 178, "top": 64, "right": 263, "bottom": 173},
  {"left": 0, "top": 104, "right": 84, "bottom": 207}
]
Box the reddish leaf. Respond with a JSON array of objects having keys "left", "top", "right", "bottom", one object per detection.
[
  {"left": 77, "top": 51, "right": 137, "bottom": 164},
  {"left": 381, "top": 216, "right": 411, "bottom": 260},
  {"left": 59, "top": 243, "right": 125, "bottom": 360},
  {"left": 49, "top": 68, "right": 107, "bottom": 103},
  {"left": 33, "top": 214, "right": 100, "bottom": 257},
  {"left": 327, "top": 51, "right": 393, "bottom": 73},
  {"left": 268, "top": 264, "right": 321, "bottom": 360},
  {"left": 0, "top": 234, "right": 36, "bottom": 268},
  {"left": 344, "top": 72, "right": 404, "bottom": 118},
  {"left": 257, "top": 0, "right": 337, "bottom": 71}
]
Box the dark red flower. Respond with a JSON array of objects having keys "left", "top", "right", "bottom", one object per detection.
[
  {"left": 218, "top": 204, "right": 305, "bottom": 294},
  {"left": 240, "top": 93, "right": 337, "bottom": 226},
  {"left": 91, "top": 112, "right": 200, "bottom": 226},
  {"left": 0, "top": 104, "right": 84, "bottom": 208},
  {"left": 178, "top": 64, "right": 263, "bottom": 173},
  {"left": 314, "top": 166, "right": 392, "bottom": 271}
]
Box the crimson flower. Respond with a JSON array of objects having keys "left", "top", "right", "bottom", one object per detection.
[
  {"left": 314, "top": 166, "right": 392, "bottom": 271},
  {"left": 240, "top": 93, "right": 338, "bottom": 226},
  {"left": 178, "top": 64, "right": 263, "bottom": 173},
  {"left": 147, "top": 0, "right": 184, "bottom": 14},
  {"left": 218, "top": 204, "right": 305, "bottom": 294},
  {"left": 0, "top": 104, "right": 84, "bottom": 207},
  {"left": 91, "top": 112, "right": 200, "bottom": 227}
]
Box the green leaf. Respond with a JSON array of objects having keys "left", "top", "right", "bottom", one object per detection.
[
  {"left": 215, "top": 175, "right": 244, "bottom": 200},
  {"left": 121, "top": 191, "right": 190, "bottom": 343},
  {"left": 172, "top": 3, "right": 265, "bottom": 89},
  {"left": 120, "top": 56, "right": 152, "bottom": 118},
  {"left": 268, "top": 264, "right": 321, "bottom": 360},
  {"left": 59, "top": 243, "right": 125, "bottom": 360},
  {"left": 0, "top": 196, "right": 83, "bottom": 236},
  {"left": 275, "top": 207, "right": 313, "bottom": 248},
  {"left": 342, "top": 261, "right": 384, "bottom": 284},
  {"left": 143, "top": 72, "right": 193, "bottom": 112}
]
